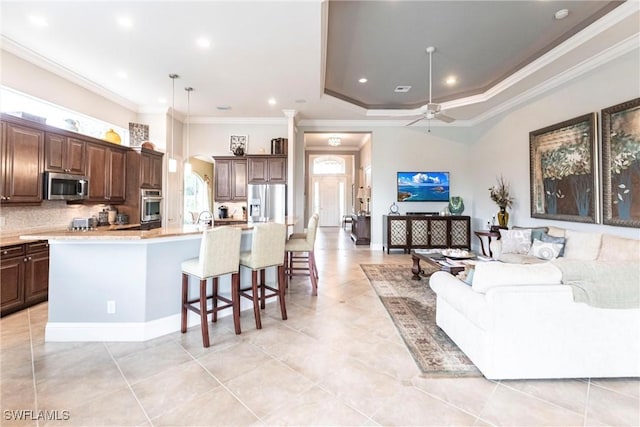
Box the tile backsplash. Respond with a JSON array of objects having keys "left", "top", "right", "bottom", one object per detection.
[{"left": 0, "top": 201, "right": 109, "bottom": 234}]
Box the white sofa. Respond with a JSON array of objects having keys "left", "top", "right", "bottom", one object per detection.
[{"left": 429, "top": 229, "right": 640, "bottom": 380}]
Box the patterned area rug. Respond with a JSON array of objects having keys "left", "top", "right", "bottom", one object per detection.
[{"left": 361, "top": 263, "right": 481, "bottom": 377}]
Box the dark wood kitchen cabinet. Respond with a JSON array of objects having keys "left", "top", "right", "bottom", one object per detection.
[
  {"left": 117, "top": 147, "right": 164, "bottom": 225},
  {"left": 140, "top": 149, "right": 163, "bottom": 189},
  {"left": 1, "top": 241, "right": 49, "bottom": 317},
  {"left": 247, "top": 155, "right": 286, "bottom": 184},
  {"left": 213, "top": 156, "right": 247, "bottom": 201},
  {"left": 382, "top": 215, "right": 471, "bottom": 254},
  {"left": 44, "top": 132, "right": 86, "bottom": 175},
  {"left": 0, "top": 121, "right": 44, "bottom": 204},
  {"left": 85, "top": 142, "right": 127, "bottom": 203}
]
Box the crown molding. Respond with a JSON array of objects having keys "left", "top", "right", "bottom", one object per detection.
[
  {"left": 1, "top": 36, "right": 139, "bottom": 112},
  {"left": 190, "top": 116, "right": 287, "bottom": 125},
  {"left": 364, "top": 1, "right": 639, "bottom": 119},
  {"left": 296, "top": 118, "right": 473, "bottom": 128},
  {"left": 442, "top": 0, "right": 639, "bottom": 111},
  {"left": 468, "top": 34, "right": 640, "bottom": 126}
]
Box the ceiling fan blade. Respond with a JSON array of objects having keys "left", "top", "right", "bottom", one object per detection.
[
  {"left": 405, "top": 116, "right": 425, "bottom": 126},
  {"left": 435, "top": 112, "right": 455, "bottom": 123}
]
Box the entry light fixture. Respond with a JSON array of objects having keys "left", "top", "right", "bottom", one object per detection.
[
  {"left": 168, "top": 74, "right": 179, "bottom": 173},
  {"left": 328, "top": 137, "right": 341, "bottom": 146}
]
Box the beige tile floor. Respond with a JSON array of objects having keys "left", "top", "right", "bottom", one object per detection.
[{"left": 1, "top": 227, "right": 638, "bottom": 427}]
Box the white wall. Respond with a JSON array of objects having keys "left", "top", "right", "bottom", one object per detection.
[
  {"left": 1, "top": 51, "right": 137, "bottom": 128},
  {"left": 186, "top": 122, "right": 287, "bottom": 159},
  {"left": 297, "top": 124, "right": 474, "bottom": 246},
  {"left": 468, "top": 49, "right": 640, "bottom": 240}
]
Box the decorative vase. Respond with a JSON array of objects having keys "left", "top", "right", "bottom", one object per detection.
[
  {"left": 497, "top": 206, "right": 509, "bottom": 228},
  {"left": 448, "top": 196, "right": 464, "bottom": 215},
  {"left": 104, "top": 128, "right": 121, "bottom": 144}
]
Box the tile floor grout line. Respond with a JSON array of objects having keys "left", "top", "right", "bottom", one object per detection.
[
  {"left": 27, "top": 307, "right": 40, "bottom": 427},
  {"left": 583, "top": 378, "right": 591, "bottom": 427},
  {"left": 310, "top": 380, "right": 379, "bottom": 425},
  {"left": 185, "top": 344, "right": 268, "bottom": 425},
  {"left": 471, "top": 378, "right": 501, "bottom": 426},
  {"left": 410, "top": 381, "right": 493, "bottom": 424},
  {"left": 103, "top": 342, "right": 155, "bottom": 427},
  {"left": 588, "top": 377, "right": 640, "bottom": 399},
  {"left": 495, "top": 379, "right": 590, "bottom": 420}
]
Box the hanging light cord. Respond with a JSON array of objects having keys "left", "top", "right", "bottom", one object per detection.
[
  {"left": 169, "top": 74, "right": 179, "bottom": 160},
  {"left": 185, "top": 87, "right": 193, "bottom": 161}
]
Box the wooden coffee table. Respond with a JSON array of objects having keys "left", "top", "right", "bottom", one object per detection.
[{"left": 411, "top": 250, "right": 468, "bottom": 280}]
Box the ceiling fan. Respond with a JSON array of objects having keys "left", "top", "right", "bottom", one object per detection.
[{"left": 406, "top": 46, "right": 455, "bottom": 127}]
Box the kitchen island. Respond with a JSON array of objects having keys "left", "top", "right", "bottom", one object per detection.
[{"left": 20, "top": 220, "right": 295, "bottom": 342}]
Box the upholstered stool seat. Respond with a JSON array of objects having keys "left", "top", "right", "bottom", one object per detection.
[
  {"left": 181, "top": 226, "right": 242, "bottom": 348},
  {"left": 289, "top": 213, "right": 318, "bottom": 240},
  {"left": 285, "top": 214, "right": 319, "bottom": 295},
  {"left": 239, "top": 223, "right": 288, "bottom": 329}
]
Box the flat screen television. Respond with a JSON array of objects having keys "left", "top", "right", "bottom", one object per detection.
[{"left": 397, "top": 171, "right": 450, "bottom": 202}]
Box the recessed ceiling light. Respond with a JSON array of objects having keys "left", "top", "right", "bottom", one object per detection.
[
  {"left": 394, "top": 85, "right": 411, "bottom": 93},
  {"left": 196, "top": 37, "right": 211, "bottom": 48},
  {"left": 28, "top": 15, "right": 48, "bottom": 27},
  {"left": 216, "top": 105, "right": 232, "bottom": 111},
  {"left": 358, "top": 78, "right": 368, "bottom": 83},
  {"left": 117, "top": 16, "right": 133, "bottom": 28},
  {"left": 268, "top": 98, "right": 277, "bottom": 106},
  {"left": 445, "top": 76, "right": 457, "bottom": 85},
  {"left": 158, "top": 97, "right": 167, "bottom": 104},
  {"left": 116, "top": 71, "right": 128, "bottom": 79},
  {"left": 555, "top": 9, "right": 569, "bottom": 20}
]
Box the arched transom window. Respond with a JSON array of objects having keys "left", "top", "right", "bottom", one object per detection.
[{"left": 312, "top": 156, "right": 345, "bottom": 175}]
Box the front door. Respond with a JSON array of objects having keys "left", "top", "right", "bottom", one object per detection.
[{"left": 313, "top": 176, "right": 344, "bottom": 226}]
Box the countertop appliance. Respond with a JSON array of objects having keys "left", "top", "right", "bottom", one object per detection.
[
  {"left": 140, "top": 188, "right": 162, "bottom": 229},
  {"left": 248, "top": 183, "right": 286, "bottom": 223},
  {"left": 218, "top": 205, "right": 229, "bottom": 219},
  {"left": 70, "top": 217, "right": 96, "bottom": 231},
  {"left": 44, "top": 172, "right": 88, "bottom": 201}
]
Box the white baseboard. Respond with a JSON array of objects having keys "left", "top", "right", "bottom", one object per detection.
[{"left": 44, "top": 309, "right": 233, "bottom": 342}]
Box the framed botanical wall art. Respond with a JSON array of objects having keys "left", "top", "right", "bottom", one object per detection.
[
  {"left": 601, "top": 97, "right": 640, "bottom": 228},
  {"left": 529, "top": 113, "right": 598, "bottom": 223},
  {"left": 229, "top": 135, "right": 248, "bottom": 155}
]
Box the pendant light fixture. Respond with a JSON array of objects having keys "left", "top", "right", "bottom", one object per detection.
[
  {"left": 184, "top": 86, "right": 193, "bottom": 175},
  {"left": 168, "top": 73, "right": 179, "bottom": 173}
]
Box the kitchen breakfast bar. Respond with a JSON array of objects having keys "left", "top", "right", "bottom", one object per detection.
[{"left": 20, "top": 221, "right": 294, "bottom": 342}]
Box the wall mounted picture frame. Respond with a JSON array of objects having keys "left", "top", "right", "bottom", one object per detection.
[
  {"left": 229, "top": 135, "right": 248, "bottom": 155},
  {"left": 601, "top": 97, "right": 640, "bottom": 228},
  {"left": 529, "top": 113, "right": 598, "bottom": 224},
  {"left": 129, "top": 122, "right": 149, "bottom": 147}
]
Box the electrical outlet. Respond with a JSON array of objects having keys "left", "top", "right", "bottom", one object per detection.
[{"left": 107, "top": 300, "right": 116, "bottom": 314}]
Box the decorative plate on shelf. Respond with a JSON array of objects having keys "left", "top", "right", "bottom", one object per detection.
[{"left": 441, "top": 249, "right": 474, "bottom": 259}]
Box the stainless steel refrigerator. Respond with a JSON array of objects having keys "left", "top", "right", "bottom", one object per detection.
[{"left": 247, "top": 184, "right": 287, "bottom": 223}]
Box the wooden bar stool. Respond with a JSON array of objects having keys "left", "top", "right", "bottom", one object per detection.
[
  {"left": 238, "top": 223, "right": 288, "bottom": 329},
  {"left": 285, "top": 214, "right": 319, "bottom": 295},
  {"left": 181, "top": 226, "right": 242, "bottom": 348}
]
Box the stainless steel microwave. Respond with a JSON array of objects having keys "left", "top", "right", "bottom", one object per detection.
[{"left": 44, "top": 172, "right": 89, "bottom": 201}]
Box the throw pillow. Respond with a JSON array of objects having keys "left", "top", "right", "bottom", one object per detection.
[
  {"left": 563, "top": 230, "right": 602, "bottom": 260},
  {"left": 513, "top": 226, "right": 548, "bottom": 242},
  {"left": 528, "top": 238, "right": 563, "bottom": 260},
  {"left": 540, "top": 232, "right": 566, "bottom": 257},
  {"left": 499, "top": 229, "right": 532, "bottom": 254}
]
